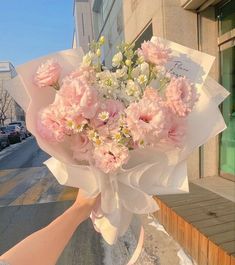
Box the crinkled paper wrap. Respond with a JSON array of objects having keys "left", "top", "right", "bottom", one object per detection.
[{"left": 5, "top": 37, "right": 229, "bottom": 245}]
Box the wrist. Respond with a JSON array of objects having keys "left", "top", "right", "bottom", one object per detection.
[{"left": 70, "top": 204, "right": 90, "bottom": 222}]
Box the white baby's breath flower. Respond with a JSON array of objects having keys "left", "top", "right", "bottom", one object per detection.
[
  {"left": 125, "top": 80, "right": 141, "bottom": 97},
  {"left": 98, "top": 111, "right": 109, "bottom": 121},
  {"left": 97, "top": 70, "right": 119, "bottom": 98},
  {"left": 112, "top": 52, "right": 123, "bottom": 67},
  {"left": 137, "top": 74, "right": 147, "bottom": 85}
]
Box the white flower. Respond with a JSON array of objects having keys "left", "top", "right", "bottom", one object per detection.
[
  {"left": 113, "top": 132, "right": 122, "bottom": 142},
  {"left": 140, "top": 62, "right": 150, "bottom": 75},
  {"left": 66, "top": 120, "right": 85, "bottom": 133},
  {"left": 125, "top": 80, "right": 141, "bottom": 97},
  {"left": 98, "top": 111, "right": 109, "bottom": 121},
  {"left": 115, "top": 66, "right": 128, "bottom": 79},
  {"left": 82, "top": 51, "right": 95, "bottom": 67},
  {"left": 112, "top": 52, "right": 123, "bottom": 67},
  {"left": 131, "top": 67, "right": 141, "bottom": 79},
  {"left": 137, "top": 74, "right": 148, "bottom": 85},
  {"left": 97, "top": 70, "right": 119, "bottom": 98}
]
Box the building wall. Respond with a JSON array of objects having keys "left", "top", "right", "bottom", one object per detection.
[{"left": 74, "top": 0, "right": 94, "bottom": 53}]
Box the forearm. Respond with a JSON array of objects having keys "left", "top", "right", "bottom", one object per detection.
[{"left": 1, "top": 204, "right": 86, "bottom": 265}]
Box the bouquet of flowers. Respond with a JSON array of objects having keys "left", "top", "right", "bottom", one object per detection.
[
  {"left": 35, "top": 37, "right": 198, "bottom": 174},
  {"left": 6, "top": 36, "right": 229, "bottom": 249}
]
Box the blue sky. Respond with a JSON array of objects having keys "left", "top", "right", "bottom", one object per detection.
[{"left": 0, "top": 0, "right": 74, "bottom": 66}]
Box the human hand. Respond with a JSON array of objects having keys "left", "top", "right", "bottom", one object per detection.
[{"left": 72, "top": 190, "right": 100, "bottom": 221}]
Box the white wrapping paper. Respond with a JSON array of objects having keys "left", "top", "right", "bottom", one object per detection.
[{"left": 5, "top": 38, "right": 229, "bottom": 245}]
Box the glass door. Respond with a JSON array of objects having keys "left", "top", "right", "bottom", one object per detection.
[
  {"left": 220, "top": 45, "right": 235, "bottom": 181},
  {"left": 217, "top": 0, "right": 235, "bottom": 181}
]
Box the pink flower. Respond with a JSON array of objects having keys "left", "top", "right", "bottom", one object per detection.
[
  {"left": 34, "top": 59, "right": 61, "bottom": 88},
  {"left": 104, "top": 99, "right": 125, "bottom": 118},
  {"left": 71, "top": 134, "right": 93, "bottom": 162},
  {"left": 93, "top": 142, "right": 129, "bottom": 173},
  {"left": 125, "top": 97, "right": 168, "bottom": 143},
  {"left": 166, "top": 77, "right": 199, "bottom": 117},
  {"left": 138, "top": 41, "right": 171, "bottom": 65},
  {"left": 162, "top": 114, "right": 187, "bottom": 147},
  {"left": 143, "top": 87, "right": 161, "bottom": 101},
  {"left": 91, "top": 99, "right": 124, "bottom": 128},
  {"left": 37, "top": 104, "right": 65, "bottom": 142},
  {"left": 59, "top": 77, "right": 99, "bottom": 119},
  {"left": 69, "top": 66, "right": 96, "bottom": 84}
]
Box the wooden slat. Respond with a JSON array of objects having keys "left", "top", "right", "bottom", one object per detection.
[
  {"left": 218, "top": 248, "right": 231, "bottom": 265},
  {"left": 231, "top": 255, "right": 235, "bottom": 265},
  {"left": 173, "top": 197, "right": 229, "bottom": 210},
  {"left": 185, "top": 221, "right": 192, "bottom": 255},
  {"left": 209, "top": 231, "right": 235, "bottom": 245},
  {"left": 208, "top": 241, "right": 219, "bottom": 265},
  {"left": 173, "top": 202, "right": 235, "bottom": 219},
  {"left": 197, "top": 221, "right": 235, "bottom": 236},
  {"left": 193, "top": 213, "right": 235, "bottom": 228},
  {"left": 169, "top": 209, "right": 178, "bottom": 239},
  {"left": 191, "top": 226, "right": 199, "bottom": 264},
  {"left": 199, "top": 233, "right": 208, "bottom": 265}
]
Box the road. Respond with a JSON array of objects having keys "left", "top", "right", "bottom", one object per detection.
[{"left": 0, "top": 136, "right": 49, "bottom": 170}]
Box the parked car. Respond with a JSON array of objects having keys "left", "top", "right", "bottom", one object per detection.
[
  {"left": 5, "top": 125, "right": 24, "bottom": 144},
  {"left": 0, "top": 127, "right": 10, "bottom": 150},
  {"left": 8, "top": 121, "right": 28, "bottom": 138}
]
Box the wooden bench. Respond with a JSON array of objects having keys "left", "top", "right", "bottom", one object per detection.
[{"left": 154, "top": 182, "right": 235, "bottom": 265}]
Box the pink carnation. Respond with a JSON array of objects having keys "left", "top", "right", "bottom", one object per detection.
[
  {"left": 125, "top": 97, "right": 168, "bottom": 143},
  {"left": 34, "top": 59, "right": 61, "bottom": 88},
  {"left": 71, "top": 134, "right": 93, "bottom": 162},
  {"left": 143, "top": 87, "right": 161, "bottom": 101},
  {"left": 138, "top": 41, "right": 171, "bottom": 65},
  {"left": 69, "top": 66, "right": 96, "bottom": 84},
  {"left": 37, "top": 104, "right": 65, "bottom": 142},
  {"left": 59, "top": 77, "right": 99, "bottom": 119},
  {"left": 93, "top": 143, "right": 129, "bottom": 173},
  {"left": 166, "top": 77, "right": 199, "bottom": 117},
  {"left": 164, "top": 115, "right": 187, "bottom": 147},
  {"left": 91, "top": 99, "right": 124, "bottom": 129}
]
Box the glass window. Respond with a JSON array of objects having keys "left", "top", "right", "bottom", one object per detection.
[
  {"left": 216, "top": 0, "right": 235, "bottom": 36},
  {"left": 134, "top": 23, "right": 153, "bottom": 50}
]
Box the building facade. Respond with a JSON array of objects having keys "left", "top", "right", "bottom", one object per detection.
[
  {"left": 0, "top": 62, "right": 25, "bottom": 125},
  {"left": 74, "top": 0, "right": 235, "bottom": 182}
]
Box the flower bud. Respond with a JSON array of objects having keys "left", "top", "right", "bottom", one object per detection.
[
  {"left": 99, "top": 36, "right": 105, "bottom": 45},
  {"left": 96, "top": 48, "right": 101, "bottom": 57},
  {"left": 125, "top": 59, "right": 132, "bottom": 66}
]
